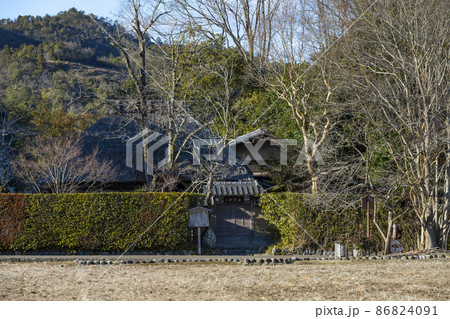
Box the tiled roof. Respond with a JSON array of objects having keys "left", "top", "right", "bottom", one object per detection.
[{"left": 209, "top": 180, "right": 264, "bottom": 196}]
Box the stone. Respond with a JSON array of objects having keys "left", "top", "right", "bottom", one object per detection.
[
  {"left": 233, "top": 258, "right": 240, "bottom": 263},
  {"left": 258, "top": 259, "right": 265, "bottom": 264},
  {"left": 272, "top": 258, "right": 279, "bottom": 264},
  {"left": 202, "top": 227, "right": 217, "bottom": 248},
  {"left": 100, "top": 260, "right": 107, "bottom": 265},
  {"left": 271, "top": 247, "right": 281, "bottom": 255},
  {"left": 334, "top": 243, "right": 348, "bottom": 258}
]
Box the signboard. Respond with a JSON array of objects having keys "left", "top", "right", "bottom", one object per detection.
[
  {"left": 188, "top": 207, "right": 211, "bottom": 228},
  {"left": 188, "top": 207, "right": 212, "bottom": 255},
  {"left": 361, "top": 195, "right": 374, "bottom": 210}
]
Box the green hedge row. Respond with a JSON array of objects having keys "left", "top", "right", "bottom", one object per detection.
[
  {"left": 0, "top": 192, "right": 203, "bottom": 252},
  {"left": 259, "top": 193, "right": 420, "bottom": 252}
]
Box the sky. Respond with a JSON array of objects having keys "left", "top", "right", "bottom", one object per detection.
[{"left": 0, "top": 0, "right": 120, "bottom": 20}]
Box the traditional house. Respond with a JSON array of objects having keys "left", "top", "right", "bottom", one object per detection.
[{"left": 78, "top": 115, "right": 281, "bottom": 250}]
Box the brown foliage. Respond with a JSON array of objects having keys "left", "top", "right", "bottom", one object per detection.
[{"left": 0, "top": 194, "right": 27, "bottom": 247}]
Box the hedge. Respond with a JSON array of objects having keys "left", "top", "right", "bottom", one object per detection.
[
  {"left": 0, "top": 192, "right": 203, "bottom": 252},
  {"left": 259, "top": 193, "right": 420, "bottom": 252}
]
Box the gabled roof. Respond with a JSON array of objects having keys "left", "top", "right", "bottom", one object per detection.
[
  {"left": 209, "top": 180, "right": 265, "bottom": 196},
  {"left": 229, "top": 128, "right": 277, "bottom": 147}
]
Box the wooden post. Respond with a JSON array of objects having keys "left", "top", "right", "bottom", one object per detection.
[
  {"left": 198, "top": 227, "right": 201, "bottom": 255},
  {"left": 362, "top": 195, "right": 373, "bottom": 238},
  {"left": 367, "top": 201, "right": 370, "bottom": 238}
]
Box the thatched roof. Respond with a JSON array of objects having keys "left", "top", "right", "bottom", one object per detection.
[{"left": 78, "top": 115, "right": 254, "bottom": 184}]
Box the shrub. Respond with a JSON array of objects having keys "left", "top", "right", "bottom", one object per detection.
[
  {"left": 0, "top": 192, "right": 203, "bottom": 252},
  {"left": 260, "top": 193, "right": 419, "bottom": 252}
]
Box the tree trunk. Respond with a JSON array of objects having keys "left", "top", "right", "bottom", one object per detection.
[
  {"left": 143, "top": 146, "right": 152, "bottom": 191},
  {"left": 423, "top": 210, "right": 439, "bottom": 249},
  {"left": 204, "top": 172, "right": 214, "bottom": 207},
  {"left": 443, "top": 162, "right": 450, "bottom": 249},
  {"left": 311, "top": 175, "right": 318, "bottom": 195},
  {"left": 384, "top": 211, "right": 393, "bottom": 255},
  {"left": 443, "top": 103, "right": 450, "bottom": 249}
]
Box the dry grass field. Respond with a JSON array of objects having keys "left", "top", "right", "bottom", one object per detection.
[{"left": 0, "top": 259, "right": 449, "bottom": 301}]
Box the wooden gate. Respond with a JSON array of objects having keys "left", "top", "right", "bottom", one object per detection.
[{"left": 214, "top": 203, "right": 253, "bottom": 248}]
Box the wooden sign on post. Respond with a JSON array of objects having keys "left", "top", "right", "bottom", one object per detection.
[
  {"left": 188, "top": 207, "right": 212, "bottom": 255},
  {"left": 361, "top": 195, "right": 374, "bottom": 237}
]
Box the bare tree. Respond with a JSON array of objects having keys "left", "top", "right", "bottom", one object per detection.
[
  {"left": 372, "top": 182, "right": 412, "bottom": 255},
  {"left": 348, "top": 0, "right": 449, "bottom": 249},
  {"left": 147, "top": 26, "right": 214, "bottom": 172},
  {"left": 176, "top": 0, "right": 282, "bottom": 62},
  {"left": 15, "top": 137, "right": 113, "bottom": 193},
  {"left": 186, "top": 51, "right": 251, "bottom": 204},
  {"left": 114, "top": 0, "right": 170, "bottom": 189},
  {"left": 264, "top": 0, "right": 350, "bottom": 194}
]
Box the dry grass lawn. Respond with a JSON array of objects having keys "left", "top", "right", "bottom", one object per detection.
[{"left": 0, "top": 259, "right": 449, "bottom": 300}]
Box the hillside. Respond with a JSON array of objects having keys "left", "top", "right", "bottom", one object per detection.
[
  {"left": 0, "top": 8, "right": 124, "bottom": 61},
  {"left": 0, "top": 9, "right": 131, "bottom": 139}
]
